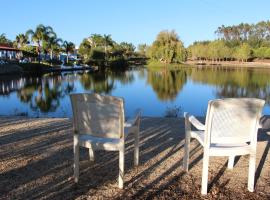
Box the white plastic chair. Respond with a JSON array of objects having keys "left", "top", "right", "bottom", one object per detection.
[
  {"left": 70, "top": 93, "right": 140, "bottom": 189},
  {"left": 183, "top": 98, "right": 265, "bottom": 195}
]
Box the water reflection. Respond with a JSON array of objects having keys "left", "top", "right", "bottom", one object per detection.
[
  {"left": 147, "top": 68, "right": 187, "bottom": 101},
  {"left": 0, "top": 66, "right": 270, "bottom": 117},
  {"left": 190, "top": 68, "right": 270, "bottom": 104},
  {"left": 16, "top": 75, "right": 74, "bottom": 113},
  {"left": 80, "top": 72, "right": 114, "bottom": 94}
]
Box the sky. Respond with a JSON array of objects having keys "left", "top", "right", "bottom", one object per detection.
[{"left": 1, "top": 0, "right": 270, "bottom": 48}]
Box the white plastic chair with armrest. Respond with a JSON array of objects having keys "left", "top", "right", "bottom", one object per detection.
[{"left": 183, "top": 98, "right": 265, "bottom": 195}]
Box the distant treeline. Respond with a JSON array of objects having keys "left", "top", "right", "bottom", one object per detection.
[
  {"left": 0, "top": 25, "right": 146, "bottom": 69},
  {"left": 0, "top": 25, "right": 75, "bottom": 64},
  {"left": 188, "top": 21, "right": 270, "bottom": 62},
  {"left": 2, "top": 20, "right": 270, "bottom": 67},
  {"left": 78, "top": 34, "right": 145, "bottom": 68}
]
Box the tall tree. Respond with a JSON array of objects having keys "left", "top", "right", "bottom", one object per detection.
[
  {"left": 137, "top": 44, "right": 147, "bottom": 56},
  {"left": 78, "top": 38, "right": 92, "bottom": 61},
  {"left": 0, "top": 33, "right": 12, "bottom": 46},
  {"left": 148, "top": 30, "right": 187, "bottom": 63},
  {"left": 62, "top": 41, "right": 75, "bottom": 63},
  {"left": 44, "top": 36, "right": 63, "bottom": 60},
  {"left": 14, "top": 33, "right": 29, "bottom": 48},
  {"left": 234, "top": 43, "right": 252, "bottom": 62},
  {"left": 26, "top": 24, "right": 56, "bottom": 62}
]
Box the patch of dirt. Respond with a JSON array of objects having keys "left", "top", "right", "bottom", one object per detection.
[{"left": 0, "top": 116, "right": 269, "bottom": 200}]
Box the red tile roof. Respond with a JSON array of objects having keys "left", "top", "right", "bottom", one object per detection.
[{"left": 0, "top": 45, "right": 20, "bottom": 51}]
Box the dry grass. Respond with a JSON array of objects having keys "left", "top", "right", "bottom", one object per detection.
[{"left": 0, "top": 116, "right": 270, "bottom": 200}]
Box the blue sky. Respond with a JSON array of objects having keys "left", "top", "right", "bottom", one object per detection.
[{"left": 1, "top": 0, "right": 269, "bottom": 47}]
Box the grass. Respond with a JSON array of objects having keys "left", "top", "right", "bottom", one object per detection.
[{"left": 147, "top": 60, "right": 186, "bottom": 69}]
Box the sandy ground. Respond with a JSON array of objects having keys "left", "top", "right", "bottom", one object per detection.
[{"left": 0, "top": 116, "right": 269, "bottom": 200}]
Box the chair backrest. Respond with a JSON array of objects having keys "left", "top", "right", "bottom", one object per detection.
[
  {"left": 205, "top": 98, "right": 265, "bottom": 145},
  {"left": 70, "top": 93, "right": 124, "bottom": 139}
]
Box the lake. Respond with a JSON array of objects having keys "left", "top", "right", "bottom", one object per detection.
[{"left": 0, "top": 66, "right": 270, "bottom": 118}]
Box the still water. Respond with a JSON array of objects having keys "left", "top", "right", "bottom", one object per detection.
[{"left": 0, "top": 66, "right": 270, "bottom": 118}]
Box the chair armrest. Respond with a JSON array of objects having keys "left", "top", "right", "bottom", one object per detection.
[
  {"left": 125, "top": 110, "right": 141, "bottom": 127},
  {"left": 184, "top": 112, "right": 205, "bottom": 130}
]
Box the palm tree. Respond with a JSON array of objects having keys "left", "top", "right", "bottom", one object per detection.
[
  {"left": 0, "top": 33, "right": 12, "bottom": 46},
  {"left": 26, "top": 24, "right": 56, "bottom": 63},
  {"left": 62, "top": 41, "right": 75, "bottom": 63},
  {"left": 103, "top": 34, "right": 114, "bottom": 65},
  {"left": 103, "top": 34, "right": 113, "bottom": 55},
  {"left": 87, "top": 34, "right": 103, "bottom": 47},
  {"left": 46, "top": 36, "right": 63, "bottom": 60},
  {"left": 14, "top": 33, "right": 28, "bottom": 48}
]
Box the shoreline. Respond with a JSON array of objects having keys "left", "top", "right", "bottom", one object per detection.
[
  {"left": 185, "top": 60, "right": 270, "bottom": 69},
  {"left": 0, "top": 63, "right": 96, "bottom": 76}
]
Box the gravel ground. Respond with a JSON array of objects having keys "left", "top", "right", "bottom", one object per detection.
[{"left": 0, "top": 116, "right": 269, "bottom": 200}]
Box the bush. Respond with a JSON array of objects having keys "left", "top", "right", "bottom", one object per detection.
[
  {"left": 108, "top": 56, "right": 128, "bottom": 69},
  {"left": 253, "top": 47, "right": 270, "bottom": 59},
  {"left": 19, "top": 63, "right": 51, "bottom": 73}
]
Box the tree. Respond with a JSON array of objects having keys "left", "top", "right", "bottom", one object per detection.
[
  {"left": 87, "top": 34, "right": 104, "bottom": 47},
  {"left": 148, "top": 30, "right": 187, "bottom": 63},
  {"left": 137, "top": 43, "right": 147, "bottom": 56},
  {"left": 253, "top": 47, "right": 267, "bottom": 59},
  {"left": 234, "top": 43, "right": 252, "bottom": 62},
  {"left": 215, "top": 20, "right": 270, "bottom": 48},
  {"left": 26, "top": 24, "right": 56, "bottom": 63},
  {"left": 103, "top": 34, "right": 114, "bottom": 59},
  {"left": 44, "top": 36, "right": 63, "bottom": 60},
  {"left": 0, "top": 33, "right": 12, "bottom": 46},
  {"left": 188, "top": 41, "right": 210, "bottom": 61},
  {"left": 119, "top": 42, "right": 135, "bottom": 57},
  {"left": 78, "top": 38, "right": 92, "bottom": 62},
  {"left": 62, "top": 41, "right": 75, "bottom": 63},
  {"left": 14, "top": 34, "right": 29, "bottom": 48}
]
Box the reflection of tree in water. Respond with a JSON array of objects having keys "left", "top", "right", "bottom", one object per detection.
[
  {"left": 17, "top": 78, "right": 41, "bottom": 103},
  {"left": 147, "top": 69, "right": 187, "bottom": 101},
  {"left": 62, "top": 73, "right": 75, "bottom": 94},
  {"left": 109, "top": 70, "right": 135, "bottom": 84},
  {"left": 137, "top": 68, "right": 147, "bottom": 80},
  {"left": 17, "top": 74, "right": 76, "bottom": 113},
  {"left": 31, "top": 80, "right": 62, "bottom": 112},
  {"left": 80, "top": 72, "right": 114, "bottom": 94},
  {"left": 217, "top": 85, "right": 270, "bottom": 104},
  {"left": 191, "top": 68, "right": 270, "bottom": 104}
]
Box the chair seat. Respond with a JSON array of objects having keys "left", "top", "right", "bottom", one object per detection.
[
  {"left": 79, "top": 134, "right": 121, "bottom": 150},
  {"left": 190, "top": 130, "right": 252, "bottom": 156},
  {"left": 79, "top": 123, "right": 135, "bottom": 151},
  {"left": 209, "top": 143, "right": 252, "bottom": 156}
]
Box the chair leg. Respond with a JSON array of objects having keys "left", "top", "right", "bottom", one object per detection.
[
  {"left": 134, "top": 127, "right": 139, "bottom": 166},
  {"left": 228, "top": 156, "right": 235, "bottom": 169},
  {"left": 201, "top": 151, "right": 209, "bottom": 195},
  {"left": 74, "top": 134, "right": 79, "bottom": 183},
  {"left": 248, "top": 153, "right": 256, "bottom": 192},
  {"left": 183, "top": 130, "right": 191, "bottom": 171},
  {"left": 89, "top": 148, "right": 95, "bottom": 161},
  {"left": 119, "top": 142, "right": 125, "bottom": 189}
]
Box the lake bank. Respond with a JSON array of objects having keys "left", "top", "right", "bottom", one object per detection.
[
  {"left": 0, "top": 116, "right": 269, "bottom": 199},
  {"left": 0, "top": 63, "right": 95, "bottom": 75},
  {"left": 185, "top": 60, "right": 270, "bottom": 68}
]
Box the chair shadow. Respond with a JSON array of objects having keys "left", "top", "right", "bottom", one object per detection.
[
  {"left": 1, "top": 115, "right": 269, "bottom": 199},
  {"left": 0, "top": 117, "right": 188, "bottom": 199},
  {"left": 255, "top": 115, "right": 270, "bottom": 186}
]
